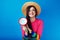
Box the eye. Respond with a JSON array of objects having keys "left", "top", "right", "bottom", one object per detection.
[{"left": 33, "top": 9, "right": 35, "bottom": 11}]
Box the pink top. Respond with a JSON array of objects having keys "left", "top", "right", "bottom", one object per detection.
[{"left": 21, "top": 18, "right": 43, "bottom": 38}]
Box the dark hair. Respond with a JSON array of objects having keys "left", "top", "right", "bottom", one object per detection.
[{"left": 26, "top": 5, "right": 37, "bottom": 37}]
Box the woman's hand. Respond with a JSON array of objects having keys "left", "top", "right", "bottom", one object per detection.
[
  {"left": 22, "top": 25, "right": 28, "bottom": 33},
  {"left": 22, "top": 25, "right": 28, "bottom": 36},
  {"left": 22, "top": 24, "right": 32, "bottom": 35},
  {"left": 26, "top": 25, "right": 32, "bottom": 33}
]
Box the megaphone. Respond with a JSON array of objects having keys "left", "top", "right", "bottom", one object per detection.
[{"left": 19, "top": 18, "right": 27, "bottom": 25}]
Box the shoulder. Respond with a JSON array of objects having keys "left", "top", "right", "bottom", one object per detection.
[
  {"left": 36, "top": 18, "right": 43, "bottom": 24},
  {"left": 36, "top": 18, "right": 44, "bottom": 24}
]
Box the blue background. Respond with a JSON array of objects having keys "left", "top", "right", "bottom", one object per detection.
[{"left": 0, "top": 0, "right": 60, "bottom": 40}]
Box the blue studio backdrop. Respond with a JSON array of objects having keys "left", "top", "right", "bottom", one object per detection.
[{"left": 0, "top": 0, "right": 60, "bottom": 40}]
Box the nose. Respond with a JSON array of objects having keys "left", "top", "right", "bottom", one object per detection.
[{"left": 31, "top": 11, "right": 33, "bottom": 13}]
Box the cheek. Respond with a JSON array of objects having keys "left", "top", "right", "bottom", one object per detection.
[
  {"left": 29, "top": 12, "right": 32, "bottom": 15},
  {"left": 33, "top": 11, "right": 36, "bottom": 15}
]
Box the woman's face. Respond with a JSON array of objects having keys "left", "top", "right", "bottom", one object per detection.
[{"left": 28, "top": 7, "right": 36, "bottom": 18}]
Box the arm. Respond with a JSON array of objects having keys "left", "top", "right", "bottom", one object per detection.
[
  {"left": 21, "top": 25, "right": 28, "bottom": 37},
  {"left": 37, "top": 20, "right": 43, "bottom": 40}
]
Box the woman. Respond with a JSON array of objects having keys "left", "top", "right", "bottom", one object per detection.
[{"left": 21, "top": 2, "right": 43, "bottom": 40}]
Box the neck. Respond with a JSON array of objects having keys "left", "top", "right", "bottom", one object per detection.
[{"left": 30, "top": 17, "right": 36, "bottom": 22}]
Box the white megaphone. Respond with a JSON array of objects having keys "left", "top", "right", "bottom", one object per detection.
[{"left": 19, "top": 18, "right": 27, "bottom": 25}]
